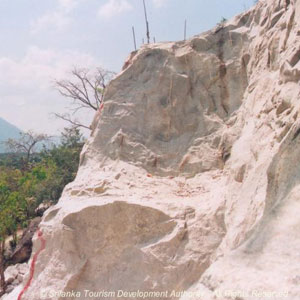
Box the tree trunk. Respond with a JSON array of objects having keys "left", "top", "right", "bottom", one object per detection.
[
  {"left": 12, "top": 231, "right": 17, "bottom": 248},
  {"left": 0, "top": 240, "right": 6, "bottom": 296}
]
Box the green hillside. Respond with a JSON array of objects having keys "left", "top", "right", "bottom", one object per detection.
[{"left": 0, "top": 117, "right": 22, "bottom": 153}]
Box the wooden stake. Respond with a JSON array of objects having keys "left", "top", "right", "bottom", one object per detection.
[
  {"left": 132, "top": 26, "right": 137, "bottom": 51},
  {"left": 143, "top": 0, "right": 150, "bottom": 44}
]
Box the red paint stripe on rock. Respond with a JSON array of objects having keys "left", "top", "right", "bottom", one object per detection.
[{"left": 17, "top": 229, "right": 46, "bottom": 300}]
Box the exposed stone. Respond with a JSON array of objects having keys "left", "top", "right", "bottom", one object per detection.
[
  {"left": 4, "top": 266, "right": 18, "bottom": 285},
  {"left": 16, "top": 263, "right": 28, "bottom": 275},
  {"left": 35, "top": 201, "right": 52, "bottom": 217},
  {"left": 0, "top": 264, "right": 28, "bottom": 300},
  {"left": 8, "top": 217, "right": 41, "bottom": 265},
  {"left": 4, "top": 285, "right": 14, "bottom": 294},
  {"left": 15, "top": 0, "right": 300, "bottom": 299},
  {"left": 17, "top": 274, "right": 23, "bottom": 284}
]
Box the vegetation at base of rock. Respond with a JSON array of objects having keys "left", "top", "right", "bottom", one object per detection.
[
  {"left": 0, "top": 181, "right": 27, "bottom": 295},
  {"left": 0, "top": 126, "right": 84, "bottom": 295}
]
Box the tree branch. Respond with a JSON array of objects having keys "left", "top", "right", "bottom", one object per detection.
[
  {"left": 54, "top": 113, "right": 91, "bottom": 130},
  {"left": 54, "top": 67, "right": 116, "bottom": 130}
]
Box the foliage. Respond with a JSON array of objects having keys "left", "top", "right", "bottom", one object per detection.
[
  {"left": 218, "top": 17, "right": 227, "bottom": 26},
  {"left": 0, "top": 170, "right": 27, "bottom": 294},
  {"left": 4, "top": 131, "right": 49, "bottom": 171},
  {"left": 0, "top": 190, "right": 27, "bottom": 238},
  {"left": 37, "top": 127, "right": 84, "bottom": 204},
  {"left": 0, "top": 126, "right": 84, "bottom": 291},
  {"left": 0, "top": 126, "right": 84, "bottom": 293},
  {"left": 1, "top": 127, "right": 84, "bottom": 208}
]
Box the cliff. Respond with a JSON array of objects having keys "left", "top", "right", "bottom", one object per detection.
[{"left": 9, "top": 0, "right": 300, "bottom": 299}]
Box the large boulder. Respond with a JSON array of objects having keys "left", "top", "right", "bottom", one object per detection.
[
  {"left": 8, "top": 217, "right": 41, "bottom": 265},
  {"left": 1, "top": 263, "right": 28, "bottom": 299},
  {"left": 17, "top": 0, "right": 300, "bottom": 299}
]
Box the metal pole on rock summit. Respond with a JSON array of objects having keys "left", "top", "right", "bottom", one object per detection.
[
  {"left": 143, "top": 0, "right": 150, "bottom": 44},
  {"left": 132, "top": 26, "right": 137, "bottom": 51}
]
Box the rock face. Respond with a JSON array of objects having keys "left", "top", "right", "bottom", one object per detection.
[
  {"left": 8, "top": 217, "right": 41, "bottom": 265},
  {"left": 18, "top": 0, "right": 300, "bottom": 299},
  {"left": 2, "top": 263, "right": 28, "bottom": 297}
]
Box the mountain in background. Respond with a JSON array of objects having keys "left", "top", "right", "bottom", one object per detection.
[{"left": 0, "top": 117, "right": 22, "bottom": 153}]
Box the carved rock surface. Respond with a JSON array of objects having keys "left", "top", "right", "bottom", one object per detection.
[{"left": 18, "top": 0, "right": 300, "bottom": 299}]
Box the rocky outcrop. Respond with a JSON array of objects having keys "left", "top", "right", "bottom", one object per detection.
[
  {"left": 15, "top": 0, "right": 300, "bottom": 299},
  {"left": 35, "top": 202, "right": 51, "bottom": 217},
  {"left": 8, "top": 217, "right": 41, "bottom": 266},
  {"left": 2, "top": 263, "right": 28, "bottom": 297}
]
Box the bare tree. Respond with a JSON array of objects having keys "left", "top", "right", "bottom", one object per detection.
[
  {"left": 54, "top": 67, "right": 115, "bottom": 130},
  {"left": 4, "top": 131, "right": 50, "bottom": 169}
]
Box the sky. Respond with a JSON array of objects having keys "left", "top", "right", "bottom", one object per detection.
[{"left": 0, "top": 0, "right": 255, "bottom": 135}]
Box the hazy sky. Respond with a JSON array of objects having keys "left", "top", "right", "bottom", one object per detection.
[{"left": 0, "top": 0, "right": 255, "bottom": 134}]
